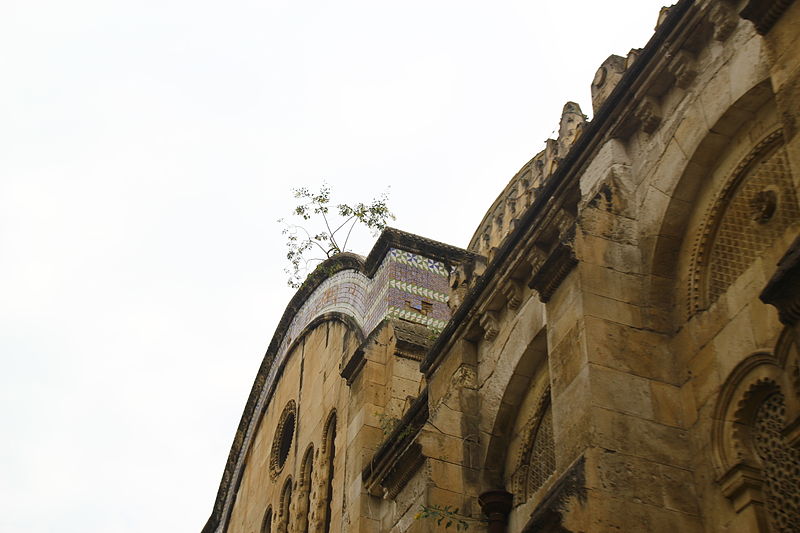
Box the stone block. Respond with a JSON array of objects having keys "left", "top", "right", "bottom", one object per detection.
[
  {"left": 649, "top": 381, "right": 685, "bottom": 428},
  {"left": 582, "top": 291, "right": 644, "bottom": 329},
  {"left": 580, "top": 263, "right": 645, "bottom": 305},
  {"left": 548, "top": 321, "right": 587, "bottom": 398},
  {"left": 583, "top": 316, "right": 675, "bottom": 383},
  {"left": 592, "top": 406, "right": 691, "bottom": 469},
  {"left": 429, "top": 458, "right": 465, "bottom": 494},
  {"left": 577, "top": 232, "right": 643, "bottom": 274},
  {"left": 589, "top": 364, "right": 654, "bottom": 420}
]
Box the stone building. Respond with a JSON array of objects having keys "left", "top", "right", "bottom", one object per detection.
[{"left": 202, "top": 0, "right": 800, "bottom": 531}]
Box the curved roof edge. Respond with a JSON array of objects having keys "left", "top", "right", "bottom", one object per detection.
[
  {"left": 203, "top": 227, "right": 471, "bottom": 533},
  {"left": 201, "top": 253, "right": 365, "bottom": 533}
]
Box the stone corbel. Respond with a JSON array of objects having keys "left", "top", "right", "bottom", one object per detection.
[
  {"left": 708, "top": 3, "right": 737, "bottom": 41},
  {"left": 529, "top": 243, "right": 578, "bottom": 303},
  {"left": 668, "top": 50, "right": 697, "bottom": 90},
  {"left": 553, "top": 207, "right": 577, "bottom": 245},
  {"left": 501, "top": 279, "right": 524, "bottom": 311},
  {"left": 526, "top": 244, "right": 549, "bottom": 275},
  {"left": 760, "top": 236, "right": 800, "bottom": 331},
  {"left": 635, "top": 96, "right": 662, "bottom": 134},
  {"left": 480, "top": 311, "right": 500, "bottom": 341}
]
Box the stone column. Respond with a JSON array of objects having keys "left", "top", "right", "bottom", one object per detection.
[{"left": 478, "top": 490, "right": 513, "bottom": 533}]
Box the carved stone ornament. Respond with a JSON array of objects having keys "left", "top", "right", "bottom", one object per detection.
[
  {"left": 480, "top": 310, "right": 500, "bottom": 341},
  {"left": 634, "top": 96, "right": 662, "bottom": 134},
  {"left": 502, "top": 279, "right": 524, "bottom": 311},
  {"left": 688, "top": 129, "right": 798, "bottom": 316},
  {"left": 708, "top": 3, "right": 737, "bottom": 41},
  {"left": 528, "top": 243, "right": 579, "bottom": 303},
  {"left": 668, "top": 50, "right": 697, "bottom": 90}
]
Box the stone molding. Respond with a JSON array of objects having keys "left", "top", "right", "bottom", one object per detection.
[
  {"left": 421, "top": 0, "right": 697, "bottom": 377},
  {"left": 269, "top": 400, "right": 297, "bottom": 480}
]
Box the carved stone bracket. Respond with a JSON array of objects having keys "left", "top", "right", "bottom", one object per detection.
[
  {"left": 668, "top": 50, "right": 697, "bottom": 89},
  {"left": 760, "top": 236, "right": 800, "bottom": 326},
  {"left": 502, "top": 279, "right": 524, "bottom": 311},
  {"left": 635, "top": 96, "right": 663, "bottom": 134},
  {"left": 528, "top": 243, "right": 579, "bottom": 303},
  {"left": 708, "top": 3, "right": 738, "bottom": 41},
  {"left": 480, "top": 311, "right": 500, "bottom": 341}
]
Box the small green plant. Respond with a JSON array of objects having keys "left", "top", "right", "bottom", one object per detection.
[
  {"left": 279, "top": 183, "right": 394, "bottom": 288},
  {"left": 376, "top": 412, "right": 400, "bottom": 437},
  {"left": 415, "top": 505, "right": 471, "bottom": 531}
]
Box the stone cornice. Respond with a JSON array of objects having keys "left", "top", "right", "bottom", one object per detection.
[
  {"left": 421, "top": 0, "right": 698, "bottom": 376},
  {"left": 365, "top": 227, "right": 476, "bottom": 277}
]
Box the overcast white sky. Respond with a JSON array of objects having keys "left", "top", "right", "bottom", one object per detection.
[{"left": 2, "top": 1, "right": 670, "bottom": 531}]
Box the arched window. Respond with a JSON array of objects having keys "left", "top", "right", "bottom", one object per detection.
[
  {"left": 261, "top": 506, "right": 272, "bottom": 533},
  {"left": 270, "top": 401, "right": 297, "bottom": 479},
  {"left": 752, "top": 391, "right": 800, "bottom": 531},
  {"left": 322, "top": 412, "right": 336, "bottom": 533},
  {"left": 712, "top": 338, "right": 800, "bottom": 532},
  {"left": 296, "top": 445, "right": 314, "bottom": 533},
  {"left": 509, "top": 390, "right": 555, "bottom": 504},
  {"left": 688, "top": 129, "right": 799, "bottom": 315},
  {"left": 275, "top": 478, "right": 292, "bottom": 533}
]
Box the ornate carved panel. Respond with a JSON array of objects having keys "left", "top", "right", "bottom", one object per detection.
[
  {"left": 510, "top": 390, "right": 556, "bottom": 505},
  {"left": 753, "top": 392, "right": 800, "bottom": 531},
  {"left": 688, "top": 130, "right": 799, "bottom": 315}
]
